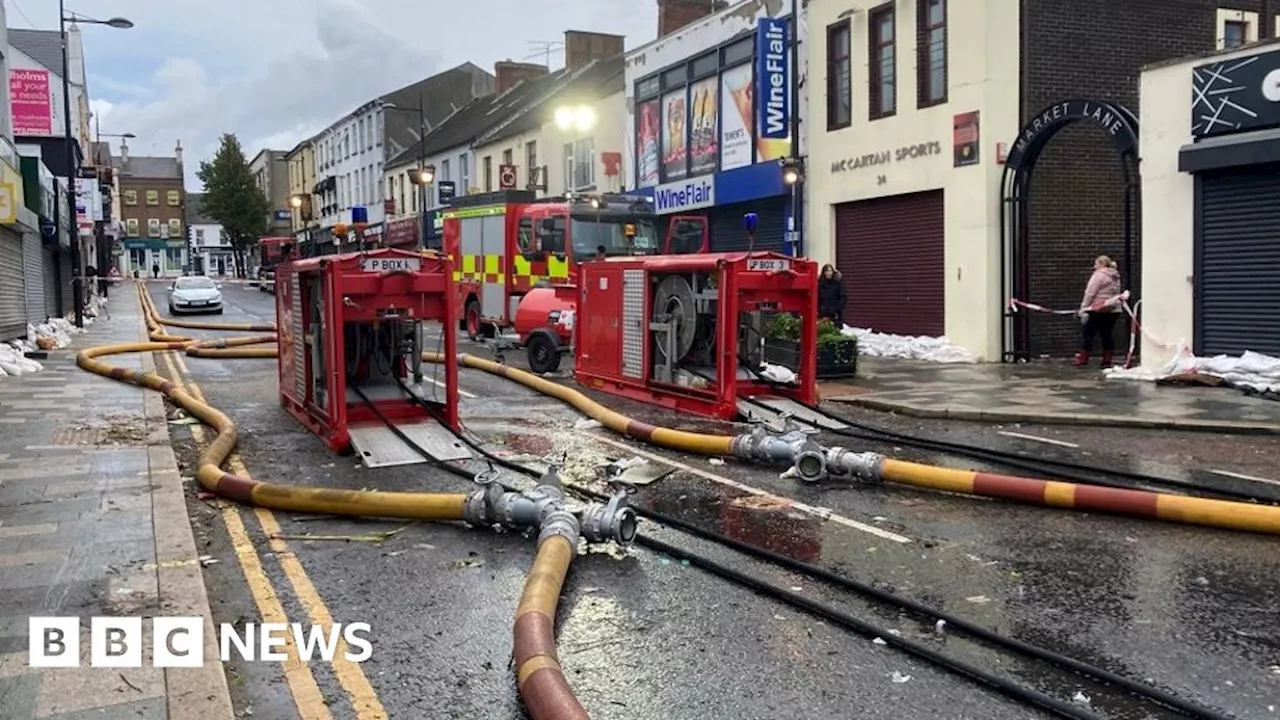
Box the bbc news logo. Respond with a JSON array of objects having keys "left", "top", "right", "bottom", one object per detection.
[{"left": 29, "top": 617, "right": 372, "bottom": 667}]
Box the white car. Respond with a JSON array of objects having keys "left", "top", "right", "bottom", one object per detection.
[{"left": 168, "top": 276, "right": 224, "bottom": 315}]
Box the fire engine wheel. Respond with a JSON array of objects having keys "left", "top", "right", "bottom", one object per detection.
[
  {"left": 465, "top": 300, "right": 482, "bottom": 341},
  {"left": 526, "top": 333, "right": 561, "bottom": 374}
]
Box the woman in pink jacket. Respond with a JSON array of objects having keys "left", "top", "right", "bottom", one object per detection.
[{"left": 1072, "top": 255, "right": 1124, "bottom": 368}]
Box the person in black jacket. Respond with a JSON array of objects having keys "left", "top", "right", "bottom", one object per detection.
[{"left": 818, "top": 264, "right": 846, "bottom": 325}]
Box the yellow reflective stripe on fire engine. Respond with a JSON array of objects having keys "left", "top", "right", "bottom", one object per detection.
[
  {"left": 512, "top": 254, "right": 531, "bottom": 277},
  {"left": 547, "top": 254, "right": 570, "bottom": 279},
  {"left": 483, "top": 255, "right": 500, "bottom": 277},
  {"left": 441, "top": 204, "right": 506, "bottom": 220}
]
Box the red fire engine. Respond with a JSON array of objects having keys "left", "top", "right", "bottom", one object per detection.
[
  {"left": 442, "top": 190, "right": 709, "bottom": 340},
  {"left": 257, "top": 236, "right": 292, "bottom": 294}
]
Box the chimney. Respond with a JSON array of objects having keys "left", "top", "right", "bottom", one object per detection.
[
  {"left": 120, "top": 138, "right": 130, "bottom": 164},
  {"left": 494, "top": 60, "right": 549, "bottom": 93},
  {"left": 658, "top": 0, "right": 728, "bottom": 38},
  {"left": 175, "top": 139, "right": 183, "bottom": 166},
  {"left": 563, "top": 30, "right": 625, "bottom": 71}
]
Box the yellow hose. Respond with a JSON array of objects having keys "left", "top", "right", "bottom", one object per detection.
[{"left": 512, "top": 536, "right": 590, "bottom": 720}]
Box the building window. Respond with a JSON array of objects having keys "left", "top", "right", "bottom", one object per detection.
[
  {"left": 525, "top": 142, "right": 537, "bottom": 186},
  {"left": 167, "top": 189, "right": 180, "bottom": 206},
  {"left": 459, "top": 154, "right": 470, "bottom": 192},
  {"left": 407, "top": 173, "right": 416, "bottom": 213},
  {"left": 441, "top": 158, "right": 451, "bottom": 182},
  {"left": 123, "top": 189, "right": 137, "bottom": 205},
  {"left": 564, "top": 138, "right": 594, "bottom": 190},
  {"left": 826, "top": 20, "right": 852, "bottom": 130},
  {"left": 502, "top": 148, "right": 513, "bottom": 167},
  {"left": 195, "top": 229, "right": 205, "bottom": 245},
  {"left": 483, "top": 156, "right": 493, "bottom": 192},
  {"left": 1223, "top": 19, "right": 1247, "bottom": 48},
  {"left": 869, "top": 4, "right": 897, "bottom": 119},
  {"left": 126, "top": 218, "right": 139, "bottom": 235},
  {"left": 168, "top": 219, "right": 182, "bottom": 237},
  {"left": 918, "top": 0, "right": 947, "bottom": 106},
  {"left": 146, "top": 190, "right": 159, "bottom": 205},
  {"left": 147, "top": 218, "right": 161, "bottom": 237}
]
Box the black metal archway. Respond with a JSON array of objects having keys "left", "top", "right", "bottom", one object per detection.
[{"left": 1000, "top": 99, "right": 1141, "bottom": 362}]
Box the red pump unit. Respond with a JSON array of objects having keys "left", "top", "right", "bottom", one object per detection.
[
  {"left": 573, "top": 252, "right": 819, "bottom": 420},
  {"left": 274, "top": 248, "right": 461, "bottom": 462}
]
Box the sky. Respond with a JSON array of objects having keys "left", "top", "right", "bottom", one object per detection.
[{"left": 14, "top": 0, "right": 659, "bottom": 189}]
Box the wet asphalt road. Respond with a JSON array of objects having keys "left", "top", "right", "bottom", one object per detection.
[{"left": 151, "top": 282, "right": 1279, "bottom": 720}]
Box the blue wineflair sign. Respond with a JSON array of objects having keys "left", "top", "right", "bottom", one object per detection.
[
  {"left": 755, "top": 17, "right": 790, "bottom": 140},
  {"left": 652, "top": 176, "right": 715, "bottom": 214}
]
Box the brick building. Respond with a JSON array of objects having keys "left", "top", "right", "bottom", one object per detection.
[
  {"left": 805, "top": 0, "right": 1277, "bottom": 361},
  {"left": 113, "top": 142, "right": 187, "bottom": 277}
]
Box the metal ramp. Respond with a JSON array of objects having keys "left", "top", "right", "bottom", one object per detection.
[
  {"left": 737, "top": 397, "right": 849, "bottom": 431},
  {"left": 348, "top": 422, "right": 473, "bottom": 468}
]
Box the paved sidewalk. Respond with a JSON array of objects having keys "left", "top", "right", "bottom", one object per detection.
[
  {"left": 0, "top": 292, "right": 232, "bottom": 718},
  {"left": 820, "top": 357, "right": 1280, "bottom": 433}
]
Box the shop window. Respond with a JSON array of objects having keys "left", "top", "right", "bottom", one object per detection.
[
  {"left": 691, "top": 51, "right": 718, "bottom": 78},
  {"left": 123, "top": 189, "right": 137, "bottom": 205},
  {"left": 166, "top": 189, "right": 180, "bottom": 206},
  {"left": 661, "top": 65, "right": 687, "bottom": 90},
  {"left": 1216, "top": 9, "right": 1258, "bottom": 49},
  {"left": 125, "top": 218, "right": 139, "bottom": 236},
  {"left": 826, "top": 19, "right": 852, "bottom": 130},
  {"left": 636, "top": 76, "right": 660, "bottom": 100},
  {"left": 165, "top": 248, "right": 184, "bottom": 270},
  {"left": 868, "top": 4, "right": 897, "bottom": 119},
  {"left": 917, "top": 0, "right": 947, "bottom": 107},
  {"left": 148, "top": 218, "right": 161, "bottom": 237},
  {"left": 146, "top": 190, "right": 159, "bottom": 205},
  {"left": 722, "top": 37, "right": 753, "bottom": 67}
]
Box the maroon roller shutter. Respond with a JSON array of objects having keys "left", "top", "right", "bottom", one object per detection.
[{"left": 834, "top": 190, "right": 945, "bottom": 336}]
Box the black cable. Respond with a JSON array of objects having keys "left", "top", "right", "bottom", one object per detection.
[
  {"left": 638, "top": 535, "right": 1098, "bottom": 720},
  {"left": 385, "top": 381, "right": 1225, "bottom": 719}
]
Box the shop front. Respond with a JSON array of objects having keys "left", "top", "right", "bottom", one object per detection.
[
  {"left": 123, "top": 238, "right": 188, "bottom": 277},
  {"left": 1139, "top": 40, "right": 1280, "bottom": 366},
  {"left": 625, "top": 6, "right": 804, "bottom": 253}
]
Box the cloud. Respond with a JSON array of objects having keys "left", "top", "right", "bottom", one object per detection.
[{"left": 26, "top": 0, "right": 659, "bottom": 189}]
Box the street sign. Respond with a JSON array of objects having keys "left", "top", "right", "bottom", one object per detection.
[
  {"left": 499, "top": 164, "right": 517, "bottom": 190},
  {"left": 438, "top": 181, "right": 456, "bottom": 203}
]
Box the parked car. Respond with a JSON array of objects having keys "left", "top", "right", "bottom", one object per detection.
[{"left": 168, "top": 276, "right": 223, "bottom": 315}]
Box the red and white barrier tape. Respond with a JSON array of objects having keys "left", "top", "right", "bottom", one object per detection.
[
  {"left": 1008, "top": 292, "right": 1190, "bottom": 369},
  {"left": 1007, "top": 291, "right": 1130, "bottom": 315}
]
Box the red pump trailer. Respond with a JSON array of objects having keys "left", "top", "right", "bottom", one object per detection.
[
  {"left": 274, "top": 248, "right": 464, "bottom": 465},
  {"left": 570, "top": 252, "right": 819, "bottom": 420}
]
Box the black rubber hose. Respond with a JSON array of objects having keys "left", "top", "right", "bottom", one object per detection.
[
  {"left": 577, "top": 485, "right": 1232, "bottom": 720},
  {"left": 637, "top": 535, "right": 1098, "bottom": 720},
  {"left": 397, "top": 385, "right": 1224, "bottom": 718}
]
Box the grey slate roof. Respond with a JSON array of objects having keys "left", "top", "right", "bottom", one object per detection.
[
  {"left": 111, "top": 155, "right": 182, "bottom": 179},
  {"left": 8, "top": 29, "right": 64, "bottom": 75},
  {"left": 379, "top": 62, "right": 497, "bottom": 163},
  {"left": 386, "top": 69, "right": 568, "bottom": 168},
  {"left": 185, "top": 193, "right": 216, "bottom": 224},
  {"left": 475, "top": 55, "right": 625, "bottom": 148}
]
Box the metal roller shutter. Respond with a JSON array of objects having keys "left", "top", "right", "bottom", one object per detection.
[
  {"left": 0, "top": 228, "right": 27, "bottom": 339},
  {"left": 44, "top": 247, "right": 59, "bottom": 318},
  {"left": 22, "top": 230, "right": 45, "bottom": 325},
  {"left": 1196, "top": 169, "right": 1280, "bottom": 357},
  {"left": 834, "top": 190, "right": 945, "bottom": 336},
  {"left": 708, "top": 198, "right": 787, "bottom": 253}
]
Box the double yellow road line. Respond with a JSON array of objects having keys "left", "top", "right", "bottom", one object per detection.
[{"left": 158, "top": 350, "right": 387, "bottom": 720}]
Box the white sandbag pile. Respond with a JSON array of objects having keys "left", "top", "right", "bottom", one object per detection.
[
  {"left": 1107, "top": 348, "right": 1280, "bottom": 394},
  {"left": 839, "top": 325, "right": 979, "bottom": 364},
  {"left": 0, "top": 341, "right": 43, "bottom": 377},
  {"left": 28, "top": 319, "right": 79, "bottom": 350}
]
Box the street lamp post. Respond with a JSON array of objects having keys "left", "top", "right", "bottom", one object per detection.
[
  {"left": 93, "top": 122, "right": 134, "bottom": 298},
  {"left": 289, "top": 194, "right": 308, "bottom": 257},
  {"left": 382, "top": 95, "right": 433, "bottom": 249},
  {"left": 60, "top": 1, "right": 132, "bottom": 327},
  {"left": 554, "top": 105, "right": 596, "bottom": 193}
]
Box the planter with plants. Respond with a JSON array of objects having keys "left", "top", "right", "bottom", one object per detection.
[{"left": 761, "top": 315, "right": 857, "bottom": 379}]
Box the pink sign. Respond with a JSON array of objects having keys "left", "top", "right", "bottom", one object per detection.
[{"left": 10, "top": 68, "right": 53, "bottom": 136}]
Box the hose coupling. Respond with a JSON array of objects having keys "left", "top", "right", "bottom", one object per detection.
[
  {"left": 826, "top": 448, "right": 885, "bottom": 482},
  {"left": 730, "top": 427, "right": 812, "bottom": 464},
  {"left": 791, "top": 440, "right": 828, "bottom": 483},
  {"left": 527, "top": 482, "right": 568, "bottom": 523},
  {"left": 579, "top": 491, "right": 638, "bottom": 546},
  {"left": 538, "top": 509, "right": 581, "bottom": 552}
]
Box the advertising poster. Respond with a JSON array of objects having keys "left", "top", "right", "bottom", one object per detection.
[
  {"left": 688, "top": 77, "right": 719, "bottom": 176},
  {"left": 719, "top": 64, "right": 754, "bottom": 171},
  {"left": 9, "top": 69, "right": 53, "bottom": 136},
  {"left": 754, "top": 17, "right": 792, "bottom": 162},
  {"left": 636, "top": 99, "right": 660, "bottom": 187},
  {"left": 953, "top": 111, "right": 980, "bottom": 167},
  {"left": 661, "top": 89, "right": 688, "bottom": 181}
]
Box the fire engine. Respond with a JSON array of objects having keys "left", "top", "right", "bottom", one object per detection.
[
  {"left": 257, "top": 236, "right": 292, "bottom": 294},
  {"left": 441, "top": 190, "right": 709, "bottom": 340}
]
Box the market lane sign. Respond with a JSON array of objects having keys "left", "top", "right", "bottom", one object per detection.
[{"left": 830, "top": 141, "right": 943, "bottom": 173}]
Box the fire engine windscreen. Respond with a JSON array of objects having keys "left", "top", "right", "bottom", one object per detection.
[{"left": 571, "top": 215, "right": 660, "bottom": 257}]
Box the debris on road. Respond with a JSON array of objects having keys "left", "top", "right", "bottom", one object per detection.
[{"left": 891, "top": 671, "right": 912, "bottom": 683}]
